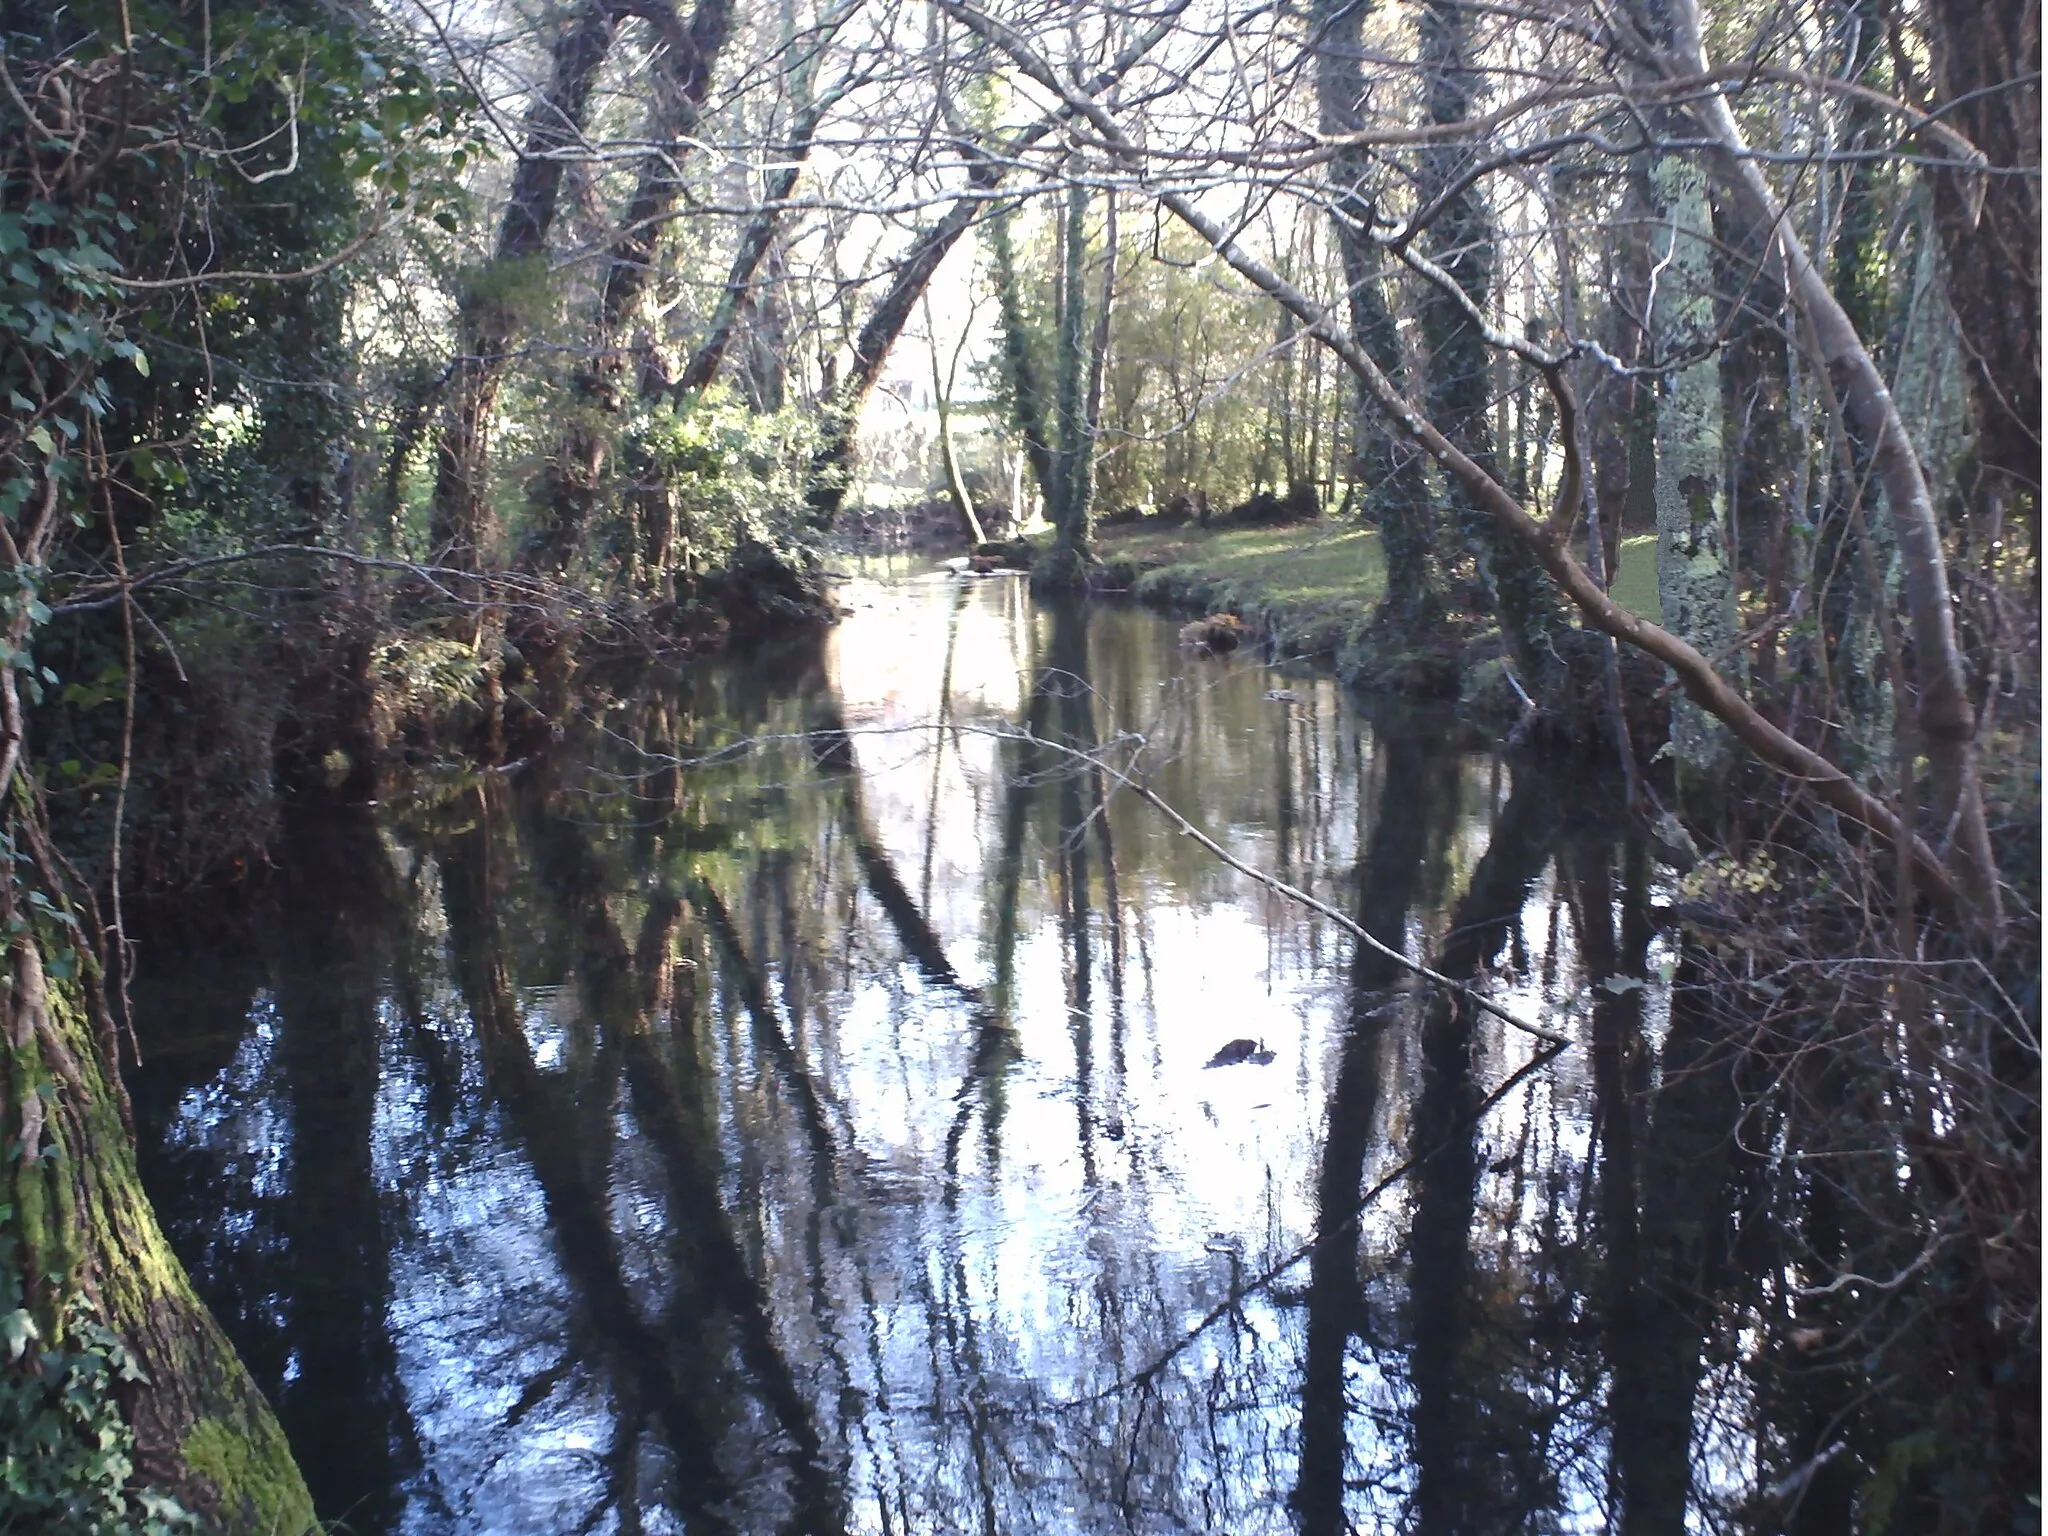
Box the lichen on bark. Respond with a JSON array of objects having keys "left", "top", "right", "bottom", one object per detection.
[{"left": 1649, "top": 150, "right": 1740, "bottom": 790}]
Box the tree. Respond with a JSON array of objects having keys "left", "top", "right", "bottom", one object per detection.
[
  {"left": 430, "top": 1, "right": 623, "bottom": 572},
  {"left": 1311, "top": 0, "right": 1437, "bottom": 631}
]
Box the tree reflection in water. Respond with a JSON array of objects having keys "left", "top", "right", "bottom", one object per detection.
[{"left": 131, "top": 578, "right": 1776, "bottom": 1534}]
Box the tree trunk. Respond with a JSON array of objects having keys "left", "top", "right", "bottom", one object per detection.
[
  {"left": 806, "top": 187, "right": 993, "bottom": 526},
  {"left": 1649, "top": 149, "right": 1740, "bottom": 790},
  {"left": 3, "top": 921, "right": 316, "bottom": 1533},
  {"left": 674, "top": 69, "right": 838, "bottom": 399},
  {"left": 525, "top": 0, "right": 736, "bottom": 581},
  {"left": 1416, "top": 0, "right": 1570, "bottom": 687},
  {"left": 0, "top": 460, "right": 312, "bottom": 1529},
  {"left": 1918, "top": 0, "right": 2041, "bottom": 521},
  {"left": 1082, "top": 191, "right": 1118, "bottom": 511},
  {"left": 927, "top": 294, "right": 987, "bottom": 545},
  {"left": 802, "top": 13, "right": 1180, "bottom": 528},
  {"left": 1048, "top": 171, "right": 1095, "bottom": 576},
  {"left": 430, "top": 0, "right": 621, "bottom": 570},
  {"left": 1311, "top": 0, "right": 1438, "bottom": 629},
  {"left": 987, "top": 199, "right": 1058, "bottom": 513},
  {"left": 1661, "top": 0, "right": 2000, "bottom": 921},
  {"left": 942, "top": 9, "right": 1972, "bottom": 915}
]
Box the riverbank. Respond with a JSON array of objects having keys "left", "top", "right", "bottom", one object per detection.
[{"left": 1091, "top": 516, "right": 1660, "bottom": 697}]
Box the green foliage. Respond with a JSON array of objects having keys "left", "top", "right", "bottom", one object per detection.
[
  {"left": 628, "top": 389, "right": 822, "bottom": 571},
  {"left": 1090, "top": 226, "right": 1304, "bottom": 510},
  {"left": 0, "top": 1275, "right": 197, "bottom": 1536},
  {"left": 2, "top": 0, "right": 482, "bottom": 551}
]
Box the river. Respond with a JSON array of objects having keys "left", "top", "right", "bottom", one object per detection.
[{"left": 128, "top": 574, "right": 1753, "bottom": 1535}]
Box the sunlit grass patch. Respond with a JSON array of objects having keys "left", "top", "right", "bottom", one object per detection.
[
  {"left": 1100, "top": 521, "right": 1387, "bottom": 660},
  {"left": 1609, "top": 533, "right": 1660, "bottom": 622},
  {"left": 1101, "top": 520, "right": 1660, "bottom": 661},
  {"left": 1103, "top": 522, "right": 1386, "bottom": 603}
]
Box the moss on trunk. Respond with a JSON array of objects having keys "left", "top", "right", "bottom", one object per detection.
[{"left": 3, "top": 918, "right": 315, "bottom": 1534}]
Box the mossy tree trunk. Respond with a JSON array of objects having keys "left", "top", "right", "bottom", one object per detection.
[
  {"left": 525, "top": 0, "right": 736, "bottom": 583},
  {"left": 993, "top": 171, "right": 1113, "bottom": 589},
  {"left": 987, "top": 200, "right": 1058, "bottom": 511},
  {"left": 1415, "top": 0, "right": 1571, "bottom": 690},
  {"left": 1658, "top": 0, "right": 2000, "bottom": 921},
  {"left": 2, "top": 913, "right": 315, "bottom": 1533},
  {"left": 429, "top": 0, "right": 621, "bottom": 570},
  {"left": 0, "top": 427, "right": 311, "bottom": 1528}
]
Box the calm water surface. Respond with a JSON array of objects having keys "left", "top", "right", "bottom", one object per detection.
[{"left": 131, "top": 577, "right": 1752, "bottom": 1535}]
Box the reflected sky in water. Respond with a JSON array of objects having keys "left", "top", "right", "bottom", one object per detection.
[{"left": 130, "top": 577, "right": 1767, "bottom": 1536}]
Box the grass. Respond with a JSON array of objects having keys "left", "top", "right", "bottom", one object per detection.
[
  {"left": 1098, "top": 521, "right": 1388, "bottom": 659},
  {"left": 1100, "top": 519, "right": 1662, "bottom": 632},
  {"left": 1609, "top": 533, "right": 1660, "bottom": 623}
]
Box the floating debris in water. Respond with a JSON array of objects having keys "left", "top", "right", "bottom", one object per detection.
[
  {"left": 1179, "top": 613, "right": 1247, "bottom": 651},
  {"left": 1204, "top": 1037, "right": 1274, "bottom": 1068}
]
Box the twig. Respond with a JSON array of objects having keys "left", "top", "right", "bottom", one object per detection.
[
  {"left": 1070, "top": 1035, "right": 1566, "bottom": 1404},
  {"left": 627, "top": 718, "right": 1572, "bottom": 1048},
  {"left": 1126, "top": 781, "right": 1571, "bottom": 1046}
]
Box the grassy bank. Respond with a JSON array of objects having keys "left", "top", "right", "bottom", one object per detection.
[
  {"left": 1101, "top": 522, "right": 1390, "bottom": 657},
  {"left": 1097, "top": 517, "right": 1660, "bottom": 672}
]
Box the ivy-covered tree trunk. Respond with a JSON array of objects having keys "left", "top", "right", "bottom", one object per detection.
[
  {"left": 429, "top": 0, "right": 621, "bottom": 570},
  {"left": 1311, "top": 0, "right": 1439, "bottom": 632},
  {"left": 1042, "top": 173, "right": 1100, "bottom": 583},
  {"left": 526, "top": 0, "right": 735, "bottom": 583},
  {"left": 1415, "top": 0, "right": 1570, "bottom": 691},
  {"left": 1649, "top": 150, "right": 1739, "bottom": 792},
  {"left": 2, "top": 915, "right": 315, "bottom": 1533},
  {"left": 986, "top": 200, "right": 1058, "bottom": 517}
]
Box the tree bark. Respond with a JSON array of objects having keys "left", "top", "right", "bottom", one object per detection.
[
  {"left": 926, "top": 295, "right": 988, "bottom": 545},
  {"left": 526, "top": 0, "right": 737, "bottom": 580},
  {"left": 1658, "top": 0, "right": 2000, "bottom": 922},
  {"left": 1416, "top": 0, "right": 1570, "bottom": 688},
  {"left": 1918, "top": 0, "right": 2041, "bottom": 516},
  {"left": 1649, "top": 149, "right": 1739, "bottom": 788},
  {"left": 987, "top": 197, "right": 1058, "bottom": 520},
  {"left": 1311, "top": 0, "right": 1439, "bottom": 628},
  {"left": 3, "top": 924, "right": 316, "bottom": 1532},
  {"left": 430, "top": 0, "right": 621, "bottom": 570},
  {"left": 0, "top": 464, "right": 312, "bottom": 1528}
]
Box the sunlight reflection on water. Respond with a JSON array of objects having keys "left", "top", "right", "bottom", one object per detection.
[{"left": 133, "top": 574, "right": 1755, "bottom": 1535}]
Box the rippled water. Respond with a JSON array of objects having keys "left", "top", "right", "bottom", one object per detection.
[{"left": 130, "top": 576, "right": 1756, "bottom": 1535}]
